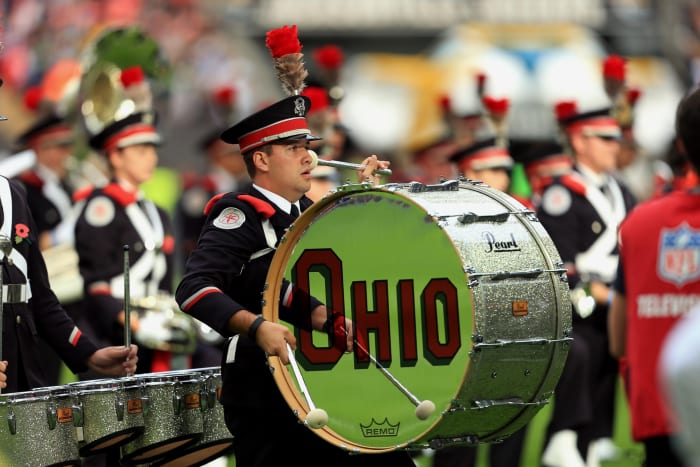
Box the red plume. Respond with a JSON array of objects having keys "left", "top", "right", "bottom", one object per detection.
[
  {"left": 603, "top": 55, "right": 626, "bottom": 99},
  {"left": 626, "top": 87, "right": 641, "bottom": 107},
  {"left": 439, "top": 94, "right": 452, "bottom": 113},
  {"left": 212, "top": 86, "right": 236, "bottom": 107},
  {"left": 603, "top": 55, "right": 626, "bottom": 82},
  {"left": 554, "top": 101, "right": 578, "bottom": 122},
  {"left": 265, "top": 25, "right": 302, "bottom": 58},
  {"left": 482, "top": 96, "right": 509, "bottom": 116},
  {"left": 314, "top": 45, "right": 344, "bottom": 70},
  {"left": 265, "top": 25, "right": 307, "bottom": 96},
  {"left": 23, "top": 86, "right": 43, "bottom": 112},
  {"left": 120, "top": 66, "right": 145, "bottom": 88}
]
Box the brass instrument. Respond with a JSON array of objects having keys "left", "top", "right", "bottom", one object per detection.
[
  {"left": 130, "top": 293, "right": 197, "bottom": 355},
  {"left": 130, "top": 293, "right": 225, "bottom": 354}
]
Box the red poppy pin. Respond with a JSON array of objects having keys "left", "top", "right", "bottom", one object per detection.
[{"left": 14, "top": 223, "right": 30, "bottom": 244}]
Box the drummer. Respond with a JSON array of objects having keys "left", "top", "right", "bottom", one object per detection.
[
  {"left": 174, "top": 93, "right": 415, "bottom": 466},
  {"left": 73, "top": 107, "right": 177, "bottom": 377},
  {"left": 0, "top": 174, "right": 137, "bottom": 393}
]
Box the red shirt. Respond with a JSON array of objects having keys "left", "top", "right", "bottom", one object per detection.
[{"left": 618, "top": 190, "right": 700, "bottom": 440}]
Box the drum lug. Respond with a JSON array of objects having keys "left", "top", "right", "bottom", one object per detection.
[
  {"left": 72, "top": 402, "right": 84, "bottom": 427},
  {"left": 115, "top": 398, "right": 125, "bottom": 421},
  {"left": 173, "top": 394, "right": 183, "bottom": 415},
  {"left": 7, "top": 407, "right": 16, "bottom": 435},
  {"left": 47, "top": 404, "right": 57, "bottom": 430}
]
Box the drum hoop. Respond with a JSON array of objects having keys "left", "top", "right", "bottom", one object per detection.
[{"left": 263, "top": 186, "right": 426, "bottom": 453}]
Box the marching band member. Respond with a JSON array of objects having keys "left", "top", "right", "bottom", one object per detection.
[
  {"left": 175, "top": 92, "right": 411, "bottom": 467},
  {"left": 73, "top": 109, "right": 176, "bottom": 377},
  {"left": 12, "top": 89, "right": 84, "bottom": 386},
  {"left": 176, "top": 24, "right": 412, "bottom": 467},
  {"left": 537, "top": 106, "right": 636, "bottom": 467},
  {"left": 0, "top": 174, "right": 137, "bottom": 393}
]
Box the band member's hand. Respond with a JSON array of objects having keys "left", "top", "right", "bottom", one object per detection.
[
  {"left": 87, "top": 344, "right": 138, "bottom": 376},
  {"left": 255, "top": 321, "right": 296, "bottom": 365},
  {"left": 0, "top": 360, "right": 7, "bottom": 389},
  {"left": 358, "top": 155, "right": 389, "bottom": 185}
]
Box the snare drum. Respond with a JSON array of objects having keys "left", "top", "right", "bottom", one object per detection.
[
  {"left": 151, "top": 367, "right": 234, "bottom": 467},
  {"left": 0, "top": 385, "right": 81, "bottom": 466},
  {"left": 120, "top": 370, "right": 204, "bottom": 465},
  {"left": 69, "top": 377, "right": 144, "bottom": 456},
  {"left": 263, "top": 180, "right": 572, "bottom": 453}
]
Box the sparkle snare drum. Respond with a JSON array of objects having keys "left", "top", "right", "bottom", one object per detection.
[
  {"left": 120, "top": 370, "right": 203, "bottom": 465},
  {"left": 69, "top": 377, "right": 144, "bottom": 456},
  {"left": 263, "top": 180, "right": 572, "bottom": 453},
  {"left": 152, "top": 367, "right": 234, "bottom": 467},
  {"left": 0, "top": 386, "right": 81, "bottom": 466}
]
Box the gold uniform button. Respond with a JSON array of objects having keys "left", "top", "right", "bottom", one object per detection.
[
  {"left": 16, "top": 315, "right": 21, "bottom": 324},
  {"left": 592, "top": 221, "right": 602, "bottom": 234}
]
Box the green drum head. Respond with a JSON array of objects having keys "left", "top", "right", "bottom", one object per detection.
[{"left": 275, "top": 188, "right": 473, "bottom": 450}]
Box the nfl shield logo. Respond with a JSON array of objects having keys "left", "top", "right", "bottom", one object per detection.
[{"left": 658, "top": 223, "right": 700, "bottom": 287}]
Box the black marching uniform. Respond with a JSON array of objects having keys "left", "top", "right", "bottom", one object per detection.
[
  {"left": 536, "top": 166, "right": 636, "bottom": 455},
  {"left": 176, "top": 186, "right": 415, "bottom": 467},
  {"left": 0, "top": 176, "right": 98, "bottom": 393},
  {"left": 74, "top": 181, "right": 175, "bottom": 375}
]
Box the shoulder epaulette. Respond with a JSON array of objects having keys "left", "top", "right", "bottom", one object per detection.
[
  {"left": 102, "top": 183, "right": 138, "bottom": 206},
  {"left": 237, "top": 194, "right": 276, "bottom": 219},
  {"left": 560, "top": 173, "right": 587, "bottom": 196},
  {"left": 203, "top": 193, "right": 227, "bottom": 216},
  {"left": 72, "top": 185, "right": 94, "bottom": 202},
  {"left": 18, "top": 170, "right": 43, "bottom": 189}
]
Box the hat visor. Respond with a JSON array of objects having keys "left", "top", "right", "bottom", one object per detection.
[
  {"left": 115, "top": 133, "right": 162, "bottom": 149},
  {"left": 270, "top": 134, "right": 323, "bottom": 144},
  {"left": 582, "top": 128, "right": 622, "bottom": 141}
]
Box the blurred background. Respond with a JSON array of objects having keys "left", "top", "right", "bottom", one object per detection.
[{"left": 0, "top": 0, "right": 696, "bottom": 210}]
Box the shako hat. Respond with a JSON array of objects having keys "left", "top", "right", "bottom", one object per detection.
[
  {"left": 449, "top": 136, "right": 513, "bottom": 171},
  {"left": 558, "top": 107, "right": 621, "bottom": 140},
  {"left": 88, "top": 110, "right": 161, "bottom": 152},
  {"left": 17, "top": 112, "right": 74, "bottom": 149},
  {"left": 220, "top": 95, "right": 320, "bottom": 154}
]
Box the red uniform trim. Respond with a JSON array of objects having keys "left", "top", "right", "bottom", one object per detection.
[
  {"left": 561, "top": 174, "right": 587, "bottom": 196},
  {"left": 18, "top": 171, "right": 44, "bottom": 189},
  {"left": 73, "top": 185, "right": 94, "bottom": 202},
  {"left": 238, "top": 117, "right": 309, "bottom": 153},
  {"left": 237, "top": 194, "right": 276, "bottom": 218},
  {"left": 103, "top": 183, "right": 138, "bottom": 206},
  {"left": 204, "top": 193, "right": 226, "bottom": 215}
]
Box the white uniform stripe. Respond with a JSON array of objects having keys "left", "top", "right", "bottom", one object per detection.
[{"left": 182, "top": 286, "right": 222, "bottom": 310}]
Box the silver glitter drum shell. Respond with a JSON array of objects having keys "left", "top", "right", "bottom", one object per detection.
[
  {"left": 151, "top": 367, "right": 234, "bottom": 467},
  {"left": 120, "top": 371, "right": 204, "bottom": 465},
  {"left": 0, "top": 385, "right": 81, "bottom": 466},
  {"left": 68, "top": 377, "right": 145, "bottom": 456},
  {"left": 262, "top": 179, "right": 572, "bottom": 453}
]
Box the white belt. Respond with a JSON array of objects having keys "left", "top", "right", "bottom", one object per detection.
[{"left": 1, "top": 284, "right": 28, "bottom": 303}]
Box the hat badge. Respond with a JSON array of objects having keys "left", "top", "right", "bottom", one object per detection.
[{"left": 293, "top": 97, "right": 306, "bottom": 117}]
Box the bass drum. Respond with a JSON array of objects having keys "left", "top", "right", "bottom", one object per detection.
[{"left": 263, "top": 179, "right": 572, "bottom": 453}]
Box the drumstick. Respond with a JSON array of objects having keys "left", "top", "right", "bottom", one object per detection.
[
  {"left": 285, "top": 342, "right": 328, "bottom": 429},
  {"left": 349, "top": 332, "right": 436, "bottom": 420},
  {"left": 308, "top": 150, "right": 392, "bottom": 176},
  {"left": 123, "top": 245, "right": 133, "bottom": 376}
]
